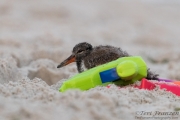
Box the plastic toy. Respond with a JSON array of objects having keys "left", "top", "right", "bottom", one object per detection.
[
  {"left": 136, "top": 78, "right": 180, "bottom": 96},
  {"left": 158, "top": 78, "right": 180, "bottom": 86},
  {"left": 59, "top": 56, "right": 147, "bottom": 92}
]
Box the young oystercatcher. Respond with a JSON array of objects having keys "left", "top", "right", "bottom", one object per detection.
[{"left": 57, "top": 42, "right": 158, "bottom": 80}]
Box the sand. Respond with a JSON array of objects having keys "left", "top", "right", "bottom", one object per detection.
[{"left": 0, "top": 0, "right": 180, "bottom": 120}]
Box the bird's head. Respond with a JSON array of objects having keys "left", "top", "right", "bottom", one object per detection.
[{"left": 57, "top": 42, "right": 93, "bottom": 68}]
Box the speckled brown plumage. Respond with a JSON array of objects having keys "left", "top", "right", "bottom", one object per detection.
[{"left": 83, "top": 45, "right": 129, "bottom": 70}]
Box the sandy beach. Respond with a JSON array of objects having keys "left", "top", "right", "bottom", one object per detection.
[{"left": 0, "top": 0, "right": 180, "bottom": 120}]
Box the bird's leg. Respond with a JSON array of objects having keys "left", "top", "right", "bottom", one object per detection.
[{"left": 76, "top": 60, "right": 84, "bottom": 73}]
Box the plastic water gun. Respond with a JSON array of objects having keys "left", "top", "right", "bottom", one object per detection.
[{"left": 59, "top": 56, "right": 147, "bottom": 92}]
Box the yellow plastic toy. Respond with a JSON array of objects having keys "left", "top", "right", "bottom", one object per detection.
[{"left": 60, "top": 56, "right": 147, "bottom": 92}]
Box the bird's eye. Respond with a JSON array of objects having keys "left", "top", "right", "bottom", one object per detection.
[{"left": 77, "top": 50, "right": 84, "bottom": 54}]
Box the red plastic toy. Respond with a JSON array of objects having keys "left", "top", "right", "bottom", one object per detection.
[
  {"left": 136, "top": 78, "right": 180, "bottom": 96},
  {"left": 107, "top": 78, "right": 180, "bottom": 96}
]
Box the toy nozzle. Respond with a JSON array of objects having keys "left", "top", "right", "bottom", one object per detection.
[{"left": 57, "top": 54, "right": 76, "bottom": 68}]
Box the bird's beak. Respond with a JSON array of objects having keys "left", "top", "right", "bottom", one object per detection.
[{"left": 57, "top": 54, "right": 76, "bottom": 68}]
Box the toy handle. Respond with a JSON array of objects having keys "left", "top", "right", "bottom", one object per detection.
[{"left": 116, "top": 61, "right": 138, "bottom": 80}]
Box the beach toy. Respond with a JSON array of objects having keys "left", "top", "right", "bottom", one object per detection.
[
  {"left": 59, "top": 56, "right": 147, "bottom": 92},
  {"left": 136, "top": 78, "right": 180, "bottom": 96},
  {"left": 158, "top": 78, "right": 180, "bottom": 86}
]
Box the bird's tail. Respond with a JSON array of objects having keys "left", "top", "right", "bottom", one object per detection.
[{"left": 146, "top": 68, "right": 159, "bottom": 80}]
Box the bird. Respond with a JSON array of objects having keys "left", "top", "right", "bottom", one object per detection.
[{"left": 57, "top": 42, "right": 158, "bottom": 80}]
